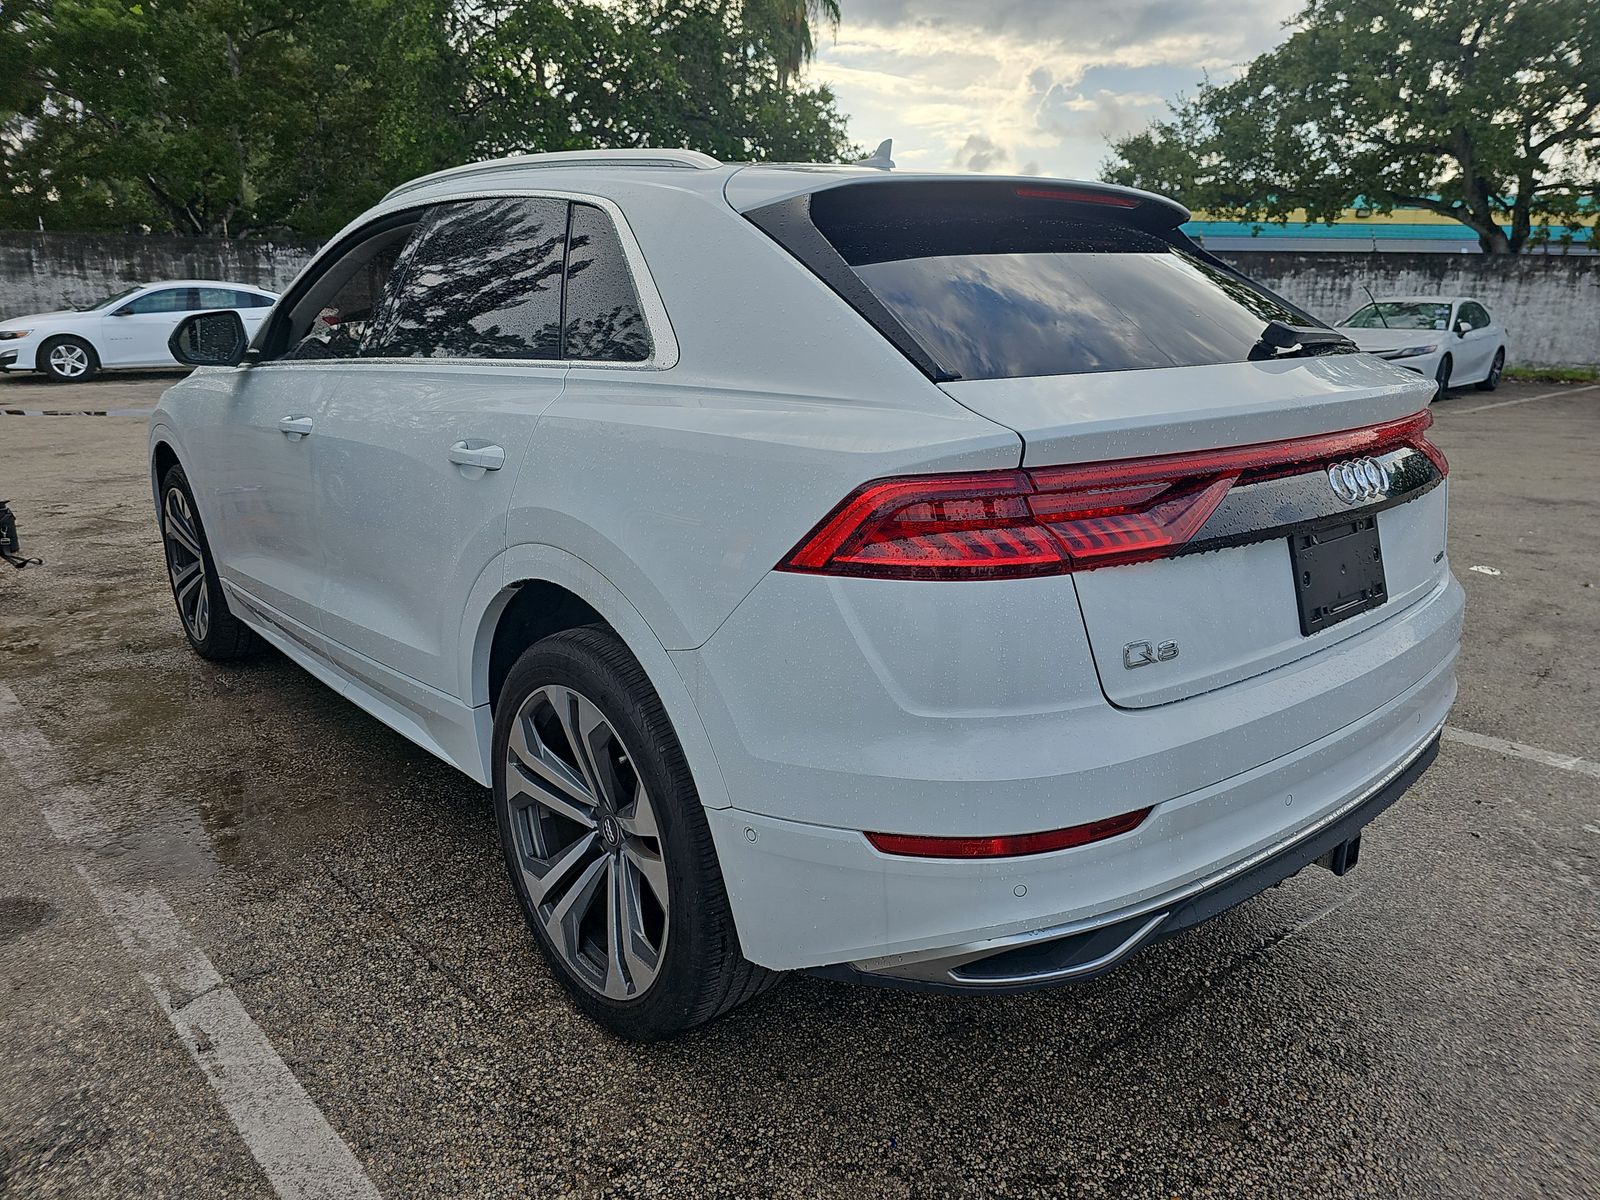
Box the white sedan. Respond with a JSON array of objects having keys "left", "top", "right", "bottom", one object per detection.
[
  {"left": 0, "top": 280, "right": 278, "bottom": 382},
  {"left": 1338, "top": 296, "right": 1508, "bottom": 395}
]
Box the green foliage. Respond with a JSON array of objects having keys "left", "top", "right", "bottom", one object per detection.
[
  {"left": 1, "top": 0, "right": 854, "bottom": 237},
  {"left": 1105, "top": 0, "right": 1600, "bottom": 253}
]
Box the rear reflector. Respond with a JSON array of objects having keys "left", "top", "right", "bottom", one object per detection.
[
  {"left": 866, "top": 807, "right": 1153, "bottom": 859},
  {"left": 778, "top": 410, "right": 1446, "bottom": 579}
]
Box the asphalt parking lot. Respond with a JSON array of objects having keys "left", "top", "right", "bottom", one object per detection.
[{"left": 1, "top": 371, "right": 1596, "bottom": 1198}]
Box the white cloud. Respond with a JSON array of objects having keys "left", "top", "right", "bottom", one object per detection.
[{"left": 806, "top": 0, "right": 1299, "bottom": 179}]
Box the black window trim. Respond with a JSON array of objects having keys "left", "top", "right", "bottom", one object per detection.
[{"left": 248, "top": 189, "right": 677, "bottom": 371}]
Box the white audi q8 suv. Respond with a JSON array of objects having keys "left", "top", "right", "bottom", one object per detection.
[{"left": 151, "top": 149, "right": 1462, "bottom": 1040}]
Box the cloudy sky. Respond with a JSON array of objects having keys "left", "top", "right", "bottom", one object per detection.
[{"left": 807, "top": 0, "right": 1301, "bottom": 180}]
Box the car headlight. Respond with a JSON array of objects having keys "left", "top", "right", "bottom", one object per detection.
[
  {"left": 0, "top": 329, "right": 32, "bottom": 341},
  {"left": 1387, "top": 344, "right": 1439, "bottom": 359}
]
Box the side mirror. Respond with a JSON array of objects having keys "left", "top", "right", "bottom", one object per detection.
[
  {"left": 1456, "top": 320, "right": 1470, "bottom": 337},
  {"left": 169, "top": 310, "right": 248, "bottom": 367}
]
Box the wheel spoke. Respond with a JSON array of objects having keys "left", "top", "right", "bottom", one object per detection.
[
  {"left": 603, "top": 857, "right": 630, "bottom": 997},
  {"left": 525, "top": 828, "right": 600, "bottom": 907},
  {"left": 618, "top": 862, "right": 663, "bottom": 989},
  {"left": 169, "top": 559, "right": 202, "bottom": 591},
  {"left": 175, "top": 570, "right": 203, "bottom": 614},
  {"left": 616, "top": 777, "right": 659, "bottom": 840},
  {"left": 555, "top": 688, "right": 616, "bottom": 809},
  {"left": 167, "top": 518, "right": 203, "bottom": 558},
  {"left": 540, "top": 846, "right": 607, "bottom": 957},
  {"left": 622, "top": 841, "right": 668, "bottom": 909},
  {"left": 507, "top": 715, "right": 598, "bottom": 826}
]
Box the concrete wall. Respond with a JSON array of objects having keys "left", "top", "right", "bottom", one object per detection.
[
  {"left": 1, "top": 233, "right": 1594, "bottom": 368},
  {"left": 1218, "top": 250, "right": 1600, "bottom": 368},
  {"left": 0, "top": 232, "right": 318, "bottom": 318}
]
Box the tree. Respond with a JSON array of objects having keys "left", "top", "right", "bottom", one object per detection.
[
  {"left": 0, "top": 0, "right": 475, "bottom": 237},
  {"left": 1104, "top": 0, "right": 1600, "bottom": 254},
  {"left": 0, "top": 0, "right": 854, "bottom": 238},
  {"left": 743, "top": 0, "right": 842, "bottom": 89}
]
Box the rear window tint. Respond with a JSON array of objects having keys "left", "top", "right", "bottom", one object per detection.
[{"left": 792, "top": 186, "right": 1323, "bottom": 381}]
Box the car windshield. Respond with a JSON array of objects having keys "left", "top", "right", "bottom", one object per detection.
[
  {"left": 1341, "top": 302, "right": 1453, "bottom": 331},
  {"left": 75, "top": 287, "right": 145, "bottom": 312}
]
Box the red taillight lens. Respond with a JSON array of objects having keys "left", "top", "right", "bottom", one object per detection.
[
  {"left": 778, "top": 411, "right": 1446, "bottom": 580},
  {"left": 866, "top": 807, "right": 1153, "bottom": 859}
]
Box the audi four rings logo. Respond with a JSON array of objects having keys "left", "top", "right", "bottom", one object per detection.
[{"left": 1327, "top": 457, "right": 1393, "bottom": 505}]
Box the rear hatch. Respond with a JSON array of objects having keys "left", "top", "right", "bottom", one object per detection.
[
  {"left": 943, "top": 361, "right": 1447, "bottom": 707},
  {"left": 744, "top": 174, "right": 1447, "bottom": 707}
]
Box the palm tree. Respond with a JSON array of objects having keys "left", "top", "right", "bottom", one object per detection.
[{"left": 745, "top": 0, "right": 841, "bottom": 89}]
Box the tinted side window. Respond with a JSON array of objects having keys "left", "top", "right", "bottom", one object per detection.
[
  {"left": 1461, "top": 302, "right": 1491, "bottom": 330},
  {"left": 285, "top": 235, "right": 409, "bottom": 361},
  {"left": 120, "top": 288, "right": 195, "bottom": 314},
  {"left": 196, "top": 287, "right": 265, "bottom": 309},
  {"left": 365, "top": 197, "right": 565, "bottom": 360},
  {"left": 563, "top": 203, "right": 651, "bottom": 362}
]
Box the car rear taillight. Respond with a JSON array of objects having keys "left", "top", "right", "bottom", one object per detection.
[
  {"left": 866, "top": 806, "right": 1153, "bottom": 859},
  {"left": 778, "top": 411, "right": 1446, "bottom": 580}
]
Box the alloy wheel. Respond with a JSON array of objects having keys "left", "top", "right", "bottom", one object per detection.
[
  {"left": 505, "top": 684, "right": 670, "bottom": 1000},
  {"left": 48, "top": 343, "right": 90, "bottom": 378},
  {"left": 163, "top": 488, "right": 210, "bottom": 642}
]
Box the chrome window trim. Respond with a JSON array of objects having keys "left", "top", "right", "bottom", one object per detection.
[{"left": 259, "top": 188, "right": 679, "bottom": 372}]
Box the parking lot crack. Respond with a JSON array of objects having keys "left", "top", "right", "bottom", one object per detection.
[{"left": 325, "top": 866, "right": 491, "bottom": 1014}]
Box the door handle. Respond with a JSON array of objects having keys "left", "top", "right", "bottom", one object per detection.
[
  {"left": 448, "top": 441, "right": 505, "bottom": 471},
  {"left": 279, "top": 415, "right": 314, "bottom": 439}
]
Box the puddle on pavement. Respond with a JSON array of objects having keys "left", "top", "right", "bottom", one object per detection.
[
  {"left": 0, "top": 896, "right": 58, "bottom": 944},
  {"left": 35, "top": 653, "right": 490, "bottom": 893},
  {"left": 1, "top": 409, "right": 154, "bottom": 418}
]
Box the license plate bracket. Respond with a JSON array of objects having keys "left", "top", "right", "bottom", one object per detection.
[{"left": 1289, "top": 515, "right": 1387, "bottom": 636}]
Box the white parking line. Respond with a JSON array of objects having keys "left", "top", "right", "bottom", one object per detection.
[
  {"left": 0, "top": 685, "right": 382, "bottom": 1200},
  {"left": 1443, "top": 725, "right": 1600, "bottom": 781},
  {"left": 1448, "top": 383, "right": 1599, "bottom": 416}
]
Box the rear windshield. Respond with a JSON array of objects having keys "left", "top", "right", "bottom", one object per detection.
[{"left": 804, "top": 191, "right": 1323, "bottom": 381}]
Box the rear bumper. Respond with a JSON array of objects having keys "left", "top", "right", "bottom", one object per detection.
[
  {"left": 685, "top": 560, "right": 1462, "bottom": 972},
  {"left": 701, "top": 636, "right": 1456, "bottom": 972},
  {"left": 812, "top": 730, "right": 1438, "bottom": 993}
]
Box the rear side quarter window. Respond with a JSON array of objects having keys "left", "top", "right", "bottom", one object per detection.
[{"left": 562, "top": 203, "right": 652, "bottom": 363}]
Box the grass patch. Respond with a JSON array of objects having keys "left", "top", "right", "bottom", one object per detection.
[{"left": 1505, "top": 365, "right": 1600, "bottom": 384}]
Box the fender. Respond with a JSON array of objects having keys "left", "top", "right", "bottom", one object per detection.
[
  {"left": 457, "top": 543, "right": 733, "bottom": 810},
  {"left": 147, "top": 419, "right": 186, "bottom": 514}
]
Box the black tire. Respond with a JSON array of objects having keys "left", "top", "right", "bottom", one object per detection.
[
  {"left": 37, "top": 335, "right": 99, "bottom": 383},
  {"left": 1433, "top": 354, "right": 1452, "bottom": 400},
  {"left": 492, "top": 625, "right": 776, "bottom": 1040},
  {"left": 158, "top": 464, "right": 259, "bottom": 660},
  {"left": 1475, "top": 349, "right": 1505, "bottom": 392}
]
